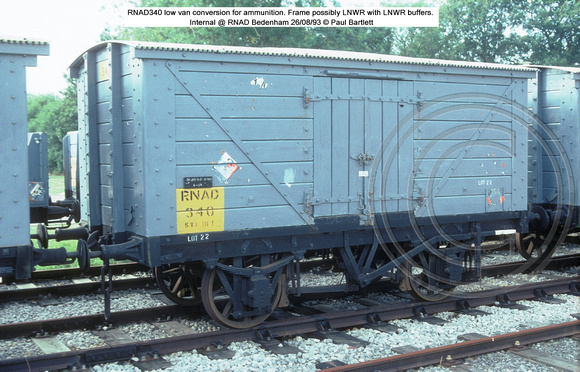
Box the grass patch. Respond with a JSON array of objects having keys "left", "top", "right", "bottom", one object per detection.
[
  {"left": 49, "top": 174, "right": 65, "bottom": 196},
  {"left": 30, "top": 225, "right": 104, "bottom": 270}
]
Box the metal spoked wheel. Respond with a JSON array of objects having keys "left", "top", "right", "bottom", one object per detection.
[
  {"left": 154, "top": 263, "right": 202, "bottom": 306},
  {"left": 515, "top": 232, "right": 558, "bottom": 260},
  {"left": 400, "top": 252, "right": 455, "bottom": 302},
  {"left": 201, "top": 257, "right": 282, "bottom": 329}
]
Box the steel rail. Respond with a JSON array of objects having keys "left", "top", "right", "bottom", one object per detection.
[
  {"left": 0, "top": 276, "right": 578, "bottom": 371},
  {"left": 4, "top": 262, "right": 149, "bottom": 282},
  {"left": 2, "top": 254, "right": 577, "bottom": 304},
  {"left": 321, "top": 320, "right": 580, "bottom": 371},
  {"left": 0, "top": 276, "right": 151, "bottom": 303},
  {"left": 0, "top": 304, "right": 191, "bottom": 339}
]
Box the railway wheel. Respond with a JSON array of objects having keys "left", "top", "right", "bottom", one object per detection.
[
  {"left": 201, "top": 256, "right": 282, "bottom": 329},
  {"left": 515, "top": 232, "right": 557, "bottom": 260},
  {"left": 400, "top": 252, "right": 455, "bottom": 302},
  {"left": 154, "top": 263, "right": 202, "bottom": 306}
]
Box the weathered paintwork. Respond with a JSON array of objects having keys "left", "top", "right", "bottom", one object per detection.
[
  {"left": 528, "top": 66, "right": 580, "bottom": 208},
  {"left": 0, "top": 39, "right": 49, "bottom": 279},
  {"left": 70, "top": 41, "right": 534, "bottom": 245},
  {"left": 0, "top": 39, "right": 49, "bottom": 247}
]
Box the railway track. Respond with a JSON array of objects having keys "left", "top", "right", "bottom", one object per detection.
[
  {"left": 0, "top": 272, "right": 578, "bottom": 371},
  {"left": 323, "top": 320, "right": 580, "bottom": 371},
  {"left": 1, "top": 253, "right": 578, "bottom": 304}
]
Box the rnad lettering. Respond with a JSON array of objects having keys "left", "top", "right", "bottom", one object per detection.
[{"left": 180, "top": 188, "right": 220, "bottom": 202}]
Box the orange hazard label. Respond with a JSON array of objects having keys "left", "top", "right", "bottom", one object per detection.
[{"left": 176, "top": 187, "right": 224, "bottom": 234}]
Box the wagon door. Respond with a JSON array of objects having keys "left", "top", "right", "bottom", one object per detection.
[{"left": 312, "top": 76, "right": 414, "bottom": 223}]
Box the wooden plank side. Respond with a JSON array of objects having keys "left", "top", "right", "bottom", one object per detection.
[
  {"left": 415, "top": 81, "right": 518, "bottom": 102},
  {"left": 175, "top": 71, "right": 311, "bottom": 97},
  {"left": 223, "top": 205, "right": 307, "bottom": 230},
  {"left": 415, "top": 194, "right": 513, "bottom": 217},
  {"left": 175, "top": 95, "right": 310, "bottom": 119},
  {"left": 415, "top": 102, "right": 515, "bottom": 122},
  {"left": 176, "top": 162, "right": 313, "bottom": 186},
  {"left": 175, "top": 140, "right": 313, "bottom": 165},
  {"left": 414, "top": 175, "right": 512, "bottom": 197},
  {"left": 414, "top": 139, "right": 513, "bottom": 159},
  {"left": 218, "top": 184, "right": 313, "bottom": 209},
  {"left": 415, "top": 120, "right": 513, "bottom": 140},
  {"left": 175, "top": 118, "right": 313, "bottom": 141},
  {"left": 397, "top": 81, "right": 415, "bottom": 213},
  {"left": 417, "top": 158, "right": 512, "bottom": 178}
]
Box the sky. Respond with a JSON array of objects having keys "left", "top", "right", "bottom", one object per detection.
[
  {"left": 1, "top": 0, "right": 126, "bottom": 95},
  {"left": 0, "top": 0, "right": 404, "bottom": 96}
]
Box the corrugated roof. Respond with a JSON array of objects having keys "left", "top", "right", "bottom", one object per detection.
[
  {"left": 0, "top": 38, "right": 49, "bottom": 46},
  {"left": 130, "top": 40, "right": 536, "bottom": 72},
  {"left": 526, "top": 64, "right": 580, "bottom": 75},
  {"left": 71, "top": 40, "right": 536, "bottom": 73}
]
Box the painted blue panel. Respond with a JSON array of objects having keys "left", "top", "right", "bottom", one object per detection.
[
  {"left": 395, "top": 81, "right": 415, "bottom": 213},
  {"left": 176, "top": 96, "right": 310, "bottom": 119},
  {"left": 415, "top": 81, "right": 521, "bottom": 102},
  {"left": 415, "top": 103, "right": 518, "bottom": 122},
  {"left": 141, "top": 60, "right": 179, "bottom": 237},
  {"left": 417, "top": 158, "right": 513, "bottom": 179},
  {"left": 415, "top": 121, "right": 513, "bottom": 140},
  {"left": 414, "top": 176, "right": 512, "bottom": 197},
  {"left": 0, "top": 42, "right": 47, "bottom": 247},
  {"left": 73, "top": 41, "right": 535, "bottom": 238},
  {"left": 176, "top": 141, "right": 313, "bottom": 165},
  {"left": 223, "top": 205, "right": 306, "bottom": 230},
  {"left": 415, "top": 194, "right": 513, "bottom": 217},
  {"left": 530, "top": 67, "right": 580, "bottom": 206},
  {"left": 175, "top": 118, "right": 313, "bottom": 141},
  {"left": 175, "top": 72, "right": 311, "bottom": 97},
  {"left": 176, "top": 162, "right": 313, "bottom": 187},
  {"left": 222, "top": 184, "right": 311, "bottom": 209},
  {"left": 414, "top": 139, "right": 513, "bottom": 159}
]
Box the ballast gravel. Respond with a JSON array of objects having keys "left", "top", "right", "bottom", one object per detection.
[
  {"left": 86, "top": 293, "right": 578, "bottom": 372},
  {"left": 0, "top": 288, "right": 166, "bottom": 324},
  {"left": 1, "top": 245, "right": 579, "bottom": 370}
]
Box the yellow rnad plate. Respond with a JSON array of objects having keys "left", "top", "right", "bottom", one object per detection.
[
  {"left": 176, "top": 187, "right": 224, "bottom": 234},
  {"left": 97, "top": 60, "right": 110, "bottom": 82}
]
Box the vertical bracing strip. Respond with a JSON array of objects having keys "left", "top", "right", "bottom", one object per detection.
[
  {"left": 85, "top": 50, "right": 102, "bottom": 231},
  {"left": 109, "top": 43, "right": 126, "bottom": 242}
]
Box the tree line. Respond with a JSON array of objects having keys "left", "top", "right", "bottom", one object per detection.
[{"left": 30, "top": 0, "right": 578, "bottom": 173}]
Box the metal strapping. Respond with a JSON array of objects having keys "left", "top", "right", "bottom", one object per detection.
[
  {"left": 415, "top": 80, "right": 519, "bottom": 215},
  {"left": 165, "top": 62, "right": 315, "bottom": 229}
]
